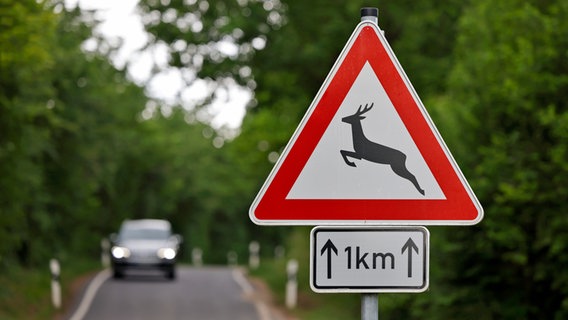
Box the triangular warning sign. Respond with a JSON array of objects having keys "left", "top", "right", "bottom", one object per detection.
[{"left": 249, "top": 21, "right": 483, "bottom": 225}]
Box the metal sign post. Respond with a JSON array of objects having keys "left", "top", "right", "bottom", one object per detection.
[
  {"left": 360, "top": 9, "right": 382, "bottom": 320},
  {"left": 361, "top": 9, "right": 381, "bottom": 320},
  {"left": 362, "top": 293, "right": 379, "bottom": 320},
  {"left": 249, "top": 5, "right": 482, "bottom": 320}
]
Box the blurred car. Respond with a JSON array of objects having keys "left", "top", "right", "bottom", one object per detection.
[{"left": 110, "top": 219, "right": 181, "bottom": 279}]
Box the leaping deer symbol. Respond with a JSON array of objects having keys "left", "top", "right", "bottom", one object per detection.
[{"left": 340, "top": 103, "right": 425, "bottom": 195}]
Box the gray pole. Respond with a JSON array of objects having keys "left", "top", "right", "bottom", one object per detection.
[
  {"left": 361, "top": 294, "right": 378, "bottom": 320},
  {"left": 359, "top": 8, "right": 380, "bottom": 318}
]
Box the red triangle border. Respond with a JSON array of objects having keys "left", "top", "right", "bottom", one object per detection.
[{"left": 250, "top": 23, "right": 483, "bottom": 225}]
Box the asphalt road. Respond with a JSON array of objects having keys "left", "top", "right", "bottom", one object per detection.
[{"left": 75, "top": 266, "right": 263, "bottom": 320}]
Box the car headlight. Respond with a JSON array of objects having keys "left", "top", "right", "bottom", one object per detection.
[
  {"left": 111, "top": 246, "right": 131, "bottom": 259},
  {"left": 158, "top": 248, "right": 176, "bottom": 260}
]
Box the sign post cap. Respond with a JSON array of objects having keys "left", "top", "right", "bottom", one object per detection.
[{"left": 360, "top": 7, "right": 378, "bottom": 19}]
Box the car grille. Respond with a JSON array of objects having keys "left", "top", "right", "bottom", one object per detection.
[{"left": 130, "top": 249, "right": 158, "bottom": 261}]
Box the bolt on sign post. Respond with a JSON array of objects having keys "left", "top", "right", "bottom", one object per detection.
[{"left": 249, "top": 7, "right": 483, "bottom": 320}]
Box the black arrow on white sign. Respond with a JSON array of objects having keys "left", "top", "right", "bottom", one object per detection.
[
  {"left": 401, "top": 237, "right": 419, "bottom": 278},
  {"left": 320, "top": 239, "right": 338, "bottom": 279}
]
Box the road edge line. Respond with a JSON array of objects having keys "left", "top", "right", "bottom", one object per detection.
[
  {"left": 231, "top": 268, "right": 272, "bottom": 320},
  {"left": 68, "top": 268, "right": 111, "bottom": 320}
]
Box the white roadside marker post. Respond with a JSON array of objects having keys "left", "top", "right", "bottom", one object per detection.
[
  {"left": 286, "top": 259, "right": 299, "bottom": 309},
  {"left": 227, "top": 251, "right": 238, "bottom": 267},
  {"left": 249, "top": 241, "right": 260, "bottom": 270},
  {"left": 192, "top": 247, "right": 203, "bottom": 267},
  {"left": 101, "top": 238, "right": 110, "bottom": 268},
  {"left": 49, "top": 258, "right": 61, "bottom": 309}
]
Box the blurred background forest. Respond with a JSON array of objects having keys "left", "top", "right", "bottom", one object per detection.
[{"left": 1, "top": 0, "right": 567, "bottom": 318}]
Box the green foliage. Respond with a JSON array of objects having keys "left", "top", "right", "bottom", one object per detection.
[
  {"left": 1, "top": 0, "right": 567, "bottom": 318},
  {"left": 431, "top": 1, "right": 568, "bottom": 319},
  {"left": 235, "top": 1, "right": 567, "bottom": 318},
  {"left": 0, "top": 0, "right": 237, "bottom": 267},
  {"left": 0, "top": 0, "right": 59, "bottom": 266},
  {"left": 129, "top": 0, "right": 470, "bottom": 262}
]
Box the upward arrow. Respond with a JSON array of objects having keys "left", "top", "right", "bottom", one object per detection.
[
  {"left": 401, "top": 238, "right": 419, "bottom": 278},
  {"left": 321, "top": 239, "right": 338, "bottom": 279}
]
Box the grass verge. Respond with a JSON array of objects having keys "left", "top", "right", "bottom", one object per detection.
[{"left": 0, "top": 258, "right": 100, "bottom": 320}]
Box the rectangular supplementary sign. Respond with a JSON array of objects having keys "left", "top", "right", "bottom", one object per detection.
[{"left": 310, "top": 226, "right": 429, "bottom": 293}]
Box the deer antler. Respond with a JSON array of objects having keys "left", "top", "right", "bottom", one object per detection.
[{"left": 355, "top": 103, "right": 374, "bottom": 116}]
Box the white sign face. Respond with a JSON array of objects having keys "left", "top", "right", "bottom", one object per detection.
[
  {"left": 287, "top": 62, "right": 445, "bottom": 200},
  {"left": 310, "top": 226, "right": 429, "bottom": 293}
]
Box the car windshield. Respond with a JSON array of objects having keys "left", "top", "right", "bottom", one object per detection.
[{"left": 120, "top": 228, "right": 171, "bottom": 240}]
